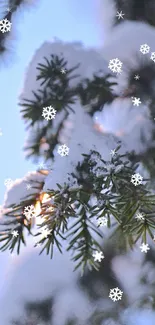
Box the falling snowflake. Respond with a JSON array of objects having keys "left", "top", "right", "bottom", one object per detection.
[
  {"left": 131, "top": 173, "right": 143, "bottom": 186},
  {"left": 26, "top": 183, "right": 32, "bottom": 190},
  {"left": 140, "top": 44, "right": 150, "bottom": 54},
  {"left": 108, "top": 58, "right": 123, "bottom": 74},
  {"left": 0, "top": 205, "right": 4, "bottom": 217},
  {"left": 116, "top": 11, "right": 125, "bottom": 19},
  {"left": 97, "top": 217, "right": 108, "bottom": 227},
  {"left": 60, "top": 68, "right": 67, "bottom": 74},
  {"left": 132, "top": 97, "right": 141, "bottom": 106},
  {"left": 150, "top": 52, "right": 155, "bottom": 62},
  {"left": 140, "top": 243, "right": 150, "bottom": 253},
  {"left": 23, "top": 205, "right": 36, "bottom": 220},
  {"left": 42, "top": 105, "right": 57, "bottom": 120},
  {"left": 58, "top": 144, "right": 69, "bottom": 156},
  {"left": 93, "top": 250, "right": 104, "bottom": 262},
  {"left": 110, "top": 149, "right": 116, "bottom": 157},
  {"left": 4, "top": 178, "right": 13, "bottom": 189},
  {"left": 135, "top": 212, "right": 145, "bottom": 221},
  {"left": 40, "top": 226, "right": 51, "bottom": 238},
  {"left": 11, "top": 230, "right": 19, "bottom": 238},
  {"left": 0, "top": 18, "right": 12, "bottom": 33},
  {"left": 109, "top": 287, "right": 123, "bottom": 302},
  {"left": 134, "top": 75, "right": 140, "bottom": 80}
]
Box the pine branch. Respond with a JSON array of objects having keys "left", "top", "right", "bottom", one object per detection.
[
  {"left": 2, "top": 147, "right": 155, "bottom": 272},
  {"left": 0, "top": 0, "right": 33, "bottom": 54}
]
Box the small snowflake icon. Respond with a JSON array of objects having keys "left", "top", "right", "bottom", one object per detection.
[
  {"left": 58, "top": 144, "right": 69, "bottom": 157},
  {"left": 116, "top": 11, "right": 125, "bottom": 19},
  {"left": 97, "top": 217, "right": 108, "bottom": 227},
  {"left": 26, "top": 183, "right": 32, "bottom": 190},
  {"left": 134, "top": 74, "right": 140, "bottom": 80},
  {"left": 135, "top": 212, "right": 145, "bottom": 221},
  {"left": 11, "top": 230, "right": 19, "bottom": 238},
  {"left": 4, "top": 178, "right": 13, "bottom": 189},
  {"left": 131, "top": 173, "right": 143, "bottom": 186},
  {"left": 140, "top": 44, "right": 150, "bottom": 54},
  {"left": 140, "top": 243, "right": 150, "bottom": 253},
  {"left": 0, "top": 18, "right": 12, "bottom": 33},
  {"left": 132, "top": 97, "right": 141, "bottom": 106},
  {"left": 108, "top": 58, "right": 123, "bottom": 74},
  {"left": 42, "top": 105, "right": 57, "bottom": 120},
  {"left": 150, "top": 52, "right": 155, "bottom": 62},
  {"left": 23, "top": 205, "right": 36, "bottom": 220},
  {"left": 110, "top": 149, "right": 116, "bottom": 157},
  {"left": 60, "top": 68, "right": 67, "bottom": 74},
  {"left": 40, "top": 226, "right": 51, "bottom": 238},
  {"left": 93, "top": 250, "right": 104, "bottom": 262},
  {"left": 109, "top": 287, "right": 123, "bottom": 302}
]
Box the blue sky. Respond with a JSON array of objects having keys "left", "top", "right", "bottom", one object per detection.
[{"left": 0, "top": 0, "right": 101, "bottom": 203}]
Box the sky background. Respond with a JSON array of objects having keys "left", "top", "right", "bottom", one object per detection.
[{"left": 0, "top": 0, "right": 102, "bottom": 204}]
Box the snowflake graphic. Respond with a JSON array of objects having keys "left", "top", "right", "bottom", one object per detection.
[
  {"left": 23, "top": 205, "right": 36, "bottom": 220},
  {"left": 109, "top": 287, "right": 123, "bottom": 302},
  {"left": 42, "top": 105, "right": 57, "bottom": 120},
  {"left": 40, "top": 226, "right": 51, "bottom": 238},
  {"left": 116, "top": 11, "right": 125, "bottom": 19},
  {"left": 134, "top": 75, "right": 140, "bottom": 80},
  {"left": 11, "top": 230, "right": 19, "bottom": 238},
  {"left": 0, "top": 18, "right": 12, "bottom": 33},
  {"left": 93, "top": 250, "right": 104, "bottom": 262},
  {"left": 110, "top": 149, "right": 116, "bottom": 157},
  {"left": 140, "top": 44, "right": 150, "bottom": 54},
  {"left": 60, "top": 68, "right": 67, "bottom": 74},
  {"left": 97, "top": 217, "right": 108, "bottom": 227},
  {"left": 58, "top": 144, "right": 69, "bottom": 156},
  {"left": 26, "top": 183, "right": 32, "bottom": 190},
  {"left": 131, "top": 173, "right": 143, "bottom": 186},
  {"left": 0, "top": 205, "right": 4, "bottom": 217},
  {"left": 108, "top": 58, "right": 123, "bottom": 74},
  {"left": 150, "top": 52, "right": 155, "bottom": 62},
  {"left": 4, "top": 178, "right": 13, "bottom": 189},
  {"left": 132, "top": 97, "right": 141, "bottom": 106},
  {"left": 135, "top": 212, "right": 145, "bottom": 221},
  {"left": 140, "top": 243, "right": 150, "bottom": 253}
]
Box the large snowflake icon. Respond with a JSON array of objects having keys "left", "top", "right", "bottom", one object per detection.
[
  {"left": 132, "top": 97, "right": 141, "bottom": 106},
  {"left": 140, "top": 243, "right": 150, "bottom": 253},
  {"left": 42, "top": 105, "right": 57, "bottom": 120},
  {"left": 0, "top": 18, "right": 12, "bottom": 33},
  {"left": 109, "top": 287, "right": 123, "bottom": 302},
  {"left": 140, "top": 44, "right": 150, "bottom": 54},
  {"left": 135, "top": 212, "right": 145, "bottom": 221},
  {"left": 4, "top": 178, "right": 13, "bottom": 189},
  {"left": 23, "top": 205, "right": 36, "bottom": 220},
  {"left": 97, "top": 217, "right": 108, "bottom": 227},
  {"left": 150, "top": 52, "right": 155, "bottom": 62},
  {"left": 58, "top": 144, "right": 69, "bottom": 156},
  {"left": 93, "top": 250, "right": 104, "bottom": 262},
  {"left": 108, "top": 58, "right": 123, "bottom": 74},
  {"left": 131, "top": 173, "right": 143, "bottom": 186}
]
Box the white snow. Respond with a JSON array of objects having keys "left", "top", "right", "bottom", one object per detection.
[{"left": 1, "top": 1, "right": 155, "bottom": 324}]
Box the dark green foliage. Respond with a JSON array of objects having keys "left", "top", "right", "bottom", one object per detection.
[
  {"left": 0, "top": 0, "right": 31, "bottom": 54},
  {"left": 19, "top": 54, "right": 116, "bottom": 162},
  {"left": 1, "top": 146, "right": 155, "bottom": 273},
  {"left": 12, "top": 297, "right": 53, "bottom": 325},
  {"left": 113, "top": 0, "right": 155, "bottom": 28}
]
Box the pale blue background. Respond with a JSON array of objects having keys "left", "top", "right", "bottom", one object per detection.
[{"left": 0, "top": 0, "right": 101, "bottom": 203}]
